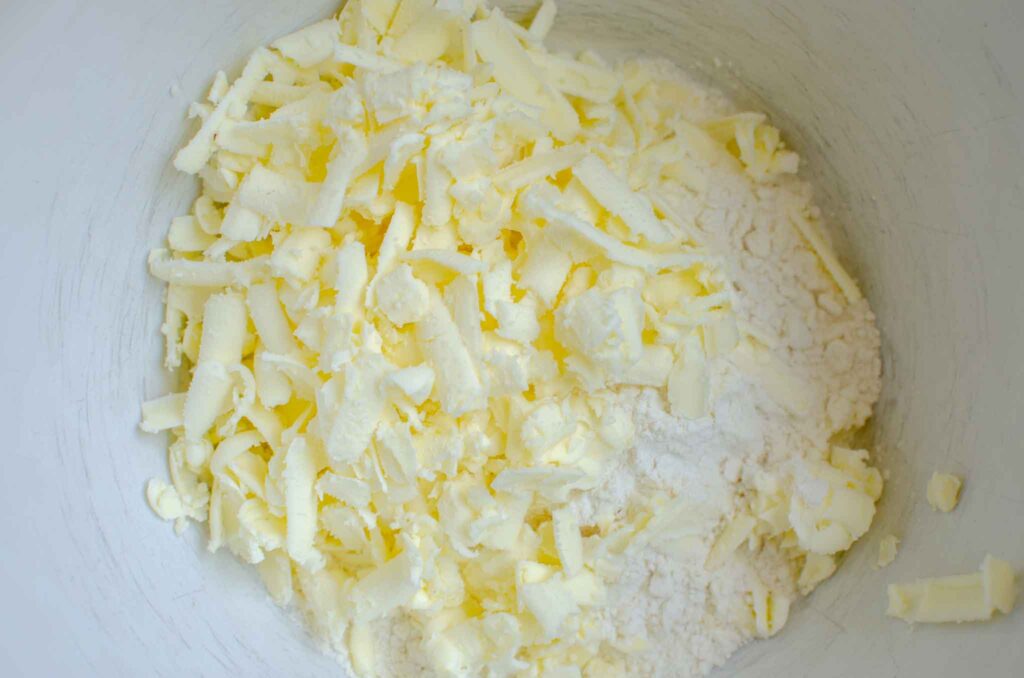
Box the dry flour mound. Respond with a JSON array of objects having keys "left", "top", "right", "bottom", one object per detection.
[{"left": 574, "top": 121, "right": 882, "bottom": 676}]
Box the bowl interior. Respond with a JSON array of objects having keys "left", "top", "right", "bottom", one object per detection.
[{"left": 1, "top": 0, "right": 1022, "bottom": 675}]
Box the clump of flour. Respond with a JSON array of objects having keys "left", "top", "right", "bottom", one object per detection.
[{"left": 569, "top": 89, "right": 881, "bottom": 675}]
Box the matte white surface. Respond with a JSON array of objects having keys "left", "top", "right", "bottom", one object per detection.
[{"left": 1, "top": 1, "right": 1021, "bottom": 676}]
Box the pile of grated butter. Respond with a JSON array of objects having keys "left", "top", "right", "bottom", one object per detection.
[{"left": 141, "top": 1, "right": 891, "bottom": 675}]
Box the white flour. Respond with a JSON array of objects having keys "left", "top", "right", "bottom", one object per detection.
[{"left": 570, "top": 154, "right": 881, "bottom": 675}]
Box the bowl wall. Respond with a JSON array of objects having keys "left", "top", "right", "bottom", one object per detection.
[{"left": 1, "top": 1, "right": 1021, "bottom": 675}]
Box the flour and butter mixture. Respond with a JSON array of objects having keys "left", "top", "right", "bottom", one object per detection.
[{"left": 141, "top": 1, "right": 884, "bottom": 675}]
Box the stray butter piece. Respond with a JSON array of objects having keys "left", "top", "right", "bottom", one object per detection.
[
  {"left": 887, "top": 554, "right": 1017, "bottom": 624},
  {"left": 926, "top": 472, "right": 962, "bottom": 513},
  {"left": 877, "top": 535, "right": 899, "bottom": 569}
]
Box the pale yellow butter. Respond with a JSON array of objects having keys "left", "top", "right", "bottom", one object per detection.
[
  {"left": 926, "top": 472, "right": 963, "bottom": 512},
  {"left": 887, "top": 555, "right": 1017, "bottom": 624},
  {"left": 877, "top": 535, "right": 900, "bottom": 569}
]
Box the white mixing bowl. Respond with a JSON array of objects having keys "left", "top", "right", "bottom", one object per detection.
[{"left": 1, "top": 0, "right": 1020, "bottom": 675}]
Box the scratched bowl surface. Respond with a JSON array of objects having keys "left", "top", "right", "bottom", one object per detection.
[{"left": 1, "top": 1, "right": 1022, "bottom": 676}]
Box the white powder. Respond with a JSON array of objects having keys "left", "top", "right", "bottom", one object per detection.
[
  {"left": 569, "top": 119, "right": 881, "bottom": 676},
  {"left": 581, "top": 387, "right": 798, "bottom": 677}
]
